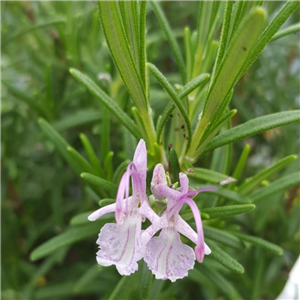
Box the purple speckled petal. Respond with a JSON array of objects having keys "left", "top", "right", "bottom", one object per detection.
[
  {"left": 144, "top": 227, "right": 195, "bottom": 282},
  {"left": 141, "top": 213, "right": 168, "bottom": 246},
  {"left": 96, "top": 210, "right": 144, "bottom": 275},
  {"left": 151, "top": 164, "right": 167, "bottom": 200},
  {"left": 116, "top": 262, "right": 139, "bottom": 276}
]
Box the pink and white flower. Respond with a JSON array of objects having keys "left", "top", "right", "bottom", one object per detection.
[
  {"left": 88, "top": 140, "right": 216, "bottom": 281},
  {"left": 88, "top": 140, "right": 158, "bottom": 275},
  {"left": 143, "top": 165, "right": 216, "bottom": 282}
]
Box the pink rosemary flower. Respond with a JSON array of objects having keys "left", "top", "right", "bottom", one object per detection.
[
  {"left": 143, "top": 164, "right": 216, "bottom": 282},
  {"left": 88, "top": 140, "right": 159, "bottom": 275},
  {"left": 88, "top": 141, "right": 216, "bottom": 281}
]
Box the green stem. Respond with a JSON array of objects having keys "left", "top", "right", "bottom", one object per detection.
[
  {"left": 185, "top": 116, "right": 208, "bottom": 163},
  {"left": 139, "top": 109, "right": 157, "bottom": 152}
]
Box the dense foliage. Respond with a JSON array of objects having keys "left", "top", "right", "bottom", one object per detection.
[{"left": 1, "top": 1, "right": 300, "bottom": 300}]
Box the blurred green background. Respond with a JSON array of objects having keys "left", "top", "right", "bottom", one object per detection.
[{"left": 1, "top": 1, "right": 299, "bottom": 300}]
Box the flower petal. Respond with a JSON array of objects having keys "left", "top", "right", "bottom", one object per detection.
[
  {"left": 133, "top": 140, "right": 147, "bottom": 187},
  {"left": 116, "top": 262, "right": 139, "bottom": 276},
  {"left": 141, "top": 213, "right": 168, "bottom": 246},
  {"left": 156, "top": 184, "right": 181, "bottom": 202},
  {"left": 133, "top": 140, "right": 147, "bottom": 169},
  {"left": 179, "top": 173, "right": 189, "bottom": 194},
  {"left": 88, "top": 203, "right": 116, "bottom": 221},
  {"left": 175, "top": 215, "right": 211, "bottom": 255},
  {"left": 139, "top": 201, "right": 161, "bottom": 227},
  {"left": 96, "top": 211, "right": 143, "bottom": 275},
  {"left": 151, "top": 164, "right": 167, "bottom": 199},
  {"left": 144, "top": 227, "right": 195, "bottom": 282}
]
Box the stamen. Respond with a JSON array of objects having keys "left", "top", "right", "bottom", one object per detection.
[
  {"left": 115, "top": 161, "right": 144, "bottom": 223},
  {"left": 166, "top": 187, "right": 216, "bottom": 262},
  {"left": 180, "top": 197, "right": 205, "bottom": 263},
  {"left": 115, "top": 162, "right": 134, "bottom": 222}
]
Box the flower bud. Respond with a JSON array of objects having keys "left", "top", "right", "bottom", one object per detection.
[{"left": 151, "top": 164, "right": 167, "bottom": 200}]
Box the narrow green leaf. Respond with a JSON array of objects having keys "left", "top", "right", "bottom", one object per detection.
[
  {"left": 139, "top": 261, "right": 153, "bottom": 300},
  {"left": 53, "top": 110, "right": 101, "bottom": 131},
  {"left": 232, "top": 232, "right": 283, "bottom": 255},
  {"left": 70, "top": 69, "right": 141, "bottom": 140},
  {"left": 148, "top": 280, "right": 165, "bottom": 300},
  {"left": 3, "top": 81, "right": 49, "bottom": 118},
  {"left": 132, "top": 106, "right": 150, "bottom": 145},
  {"left": 79, "top": 133, "right": 103, "bottom": 177},
  {"left": 205, "top": 111, "right": 300, "bottom": 152},
  {"left": 70, "top": 211, "right": 93, "bottom": 226},
  {"left": 67, "top": 147, "right": 95, "bottom": 175},
  {"left": 70, "top": 210, "right": 113, "bottom": 226},
  {"left": 150, "top": 1, "right": 186, "bottom": 83},
  {"left": 197, "top": 109, "right": 237, "bottom": 156},
  {"left": 181, "top": 211, "right": 210, "bottom": 221},
  {"left": 177, "top": 73, "right": 210, "bottom": 99},
  {"left": 251, "top": 172, "right": 300, "bottom": 203},
  {"left": 204, "top": 7, "right": 266, "bottom": 122},
  {"left": 156, "top": 102, "right": 175, "bottom": 144},
  {"left": 112, "top": 159, "right": 130, "bottom": 184},
  {"left": 254, "top": 1, "right": 265, "bottom": 6},
  {"left": 108, "top": 275, "right": 138, "bottom": 300},
  {"left": 206, "top": 89, "right": 234, "bottom": 131},
  {"left": 119, "top": 1, "right": 140, "bottom": 69},
  {"left": 2, "top": 19, "right": 65, "bottom": 48},
  {"left": 271, "top": 23, "right": 300, "bottom": 42},
  {"left": 74, "top": 265, "right": 102, "bottom": 293},
  {"left": 81, "top": 173, "right": 117, "bottom": 194},
  {"left": 232, "top": 144, "right": 251, "bottom": 180},
  {"left": 204, "top": 226, "right": 244, "bottom": 249},
  {"left": 194, "top": 264, "right": 243, "bottom": 299},
  {"left": 101, "top": 107, "right": 110, "bottom": 159},
  {"left": 202, "top": 204, "right": 255, "bottom": 219},
  {"left": 30, "top": 222, "right": 101, "bottom": 261},
  {"left": 201, "top": 40, "right": 219, "bottom": 74},
  {"left": 194, "top": 2, "right": 222, "bottom": 77},
  {"left": 229, "top": 1, "right": 249, "bottom": 42},
  {"left": 140, "top": 1, "right": 148, "bottom": 91},
  {"left": 104, "top": 151, "right": 114, "bottom": 181},
  {"left": 206, "top": 240, "right": 245, "bottom": 273},
  {"left": 169, "top": 148, "right": 180, "bottom": 183},
  {"left": 98, "top": 1, "right": 147, "bottom": 110},
  {"left": 211, "top": 0, "right": 233, "bottom": 79},
  {"left": 251, "top": 249, "right": 265, "bottom": 300},
  {"left": 156, "top": 73, "right": 210, "bottom": 144},
  {"left": 238, "top": 155, "right": 297, "bottom": 195},
  {"left": 99, "top": 198, "right": 115, "bottom": 207},
  {"left": 184, "top": 27, "right": 193, "bottom": 82},
  {"left": 147, "top": 63, "right": 192, "bottom": 150},
  {"left": 24, "top": 248, "right": 67, "bottom": 297},
  {"left": 189, "top": 168, "right": 231, "bottom": 183},
  {"left": 85, "top": 186, "right": 101, "bottom": 205},
  {"left": 188, "top": 7, "right": 266, "bottom": 159},
  {"left": 211, "top": 187, "right": 251, "bottom": 204},
  {"left": 34, "top": 282, "right": 84, "bottom": 299},
  {"left": 38, "top": 118, "right": 82, "bottom": 174},
  {"left": 189, "top": 268, "right": 215, "bottom": 293},
  {"left": 241, "top": 1, "right": 300, "bottom": 77}
]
